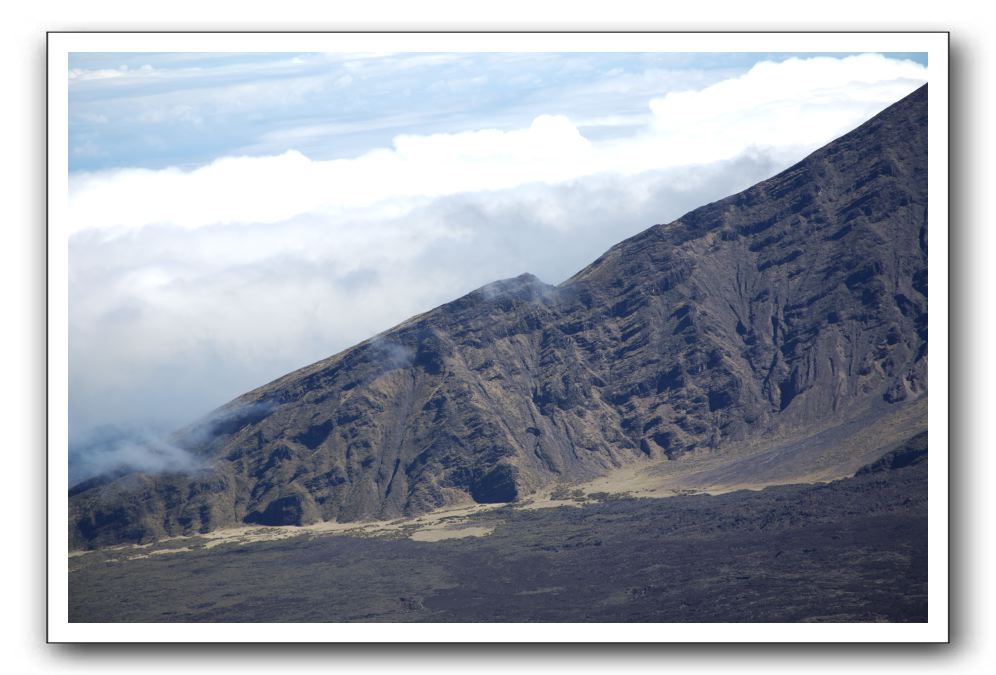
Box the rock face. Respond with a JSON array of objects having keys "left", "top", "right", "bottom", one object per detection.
[
  {"left": 856, "top": 431, "right": 928, "bottom": 475},
  {"left": 69, "top": 85, "right": 929, "bottom": 550}
]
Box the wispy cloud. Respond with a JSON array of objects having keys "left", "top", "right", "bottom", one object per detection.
[
  {"left": 68, "top": 424, "right": 203, "bottom": 486},
  {"left": 73, "top": 51, "right": 909, "bottom": 172}
]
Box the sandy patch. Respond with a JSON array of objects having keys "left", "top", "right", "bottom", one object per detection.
[
  {"left": 517, "top": 495, "right": 589, "bottom": 511},
  {"left": 127, "top": 546, "right": 195, "bottom": 560},
  {"left": 409, "top": 525, "right": 496, "bottom": 542},
  {"left": 74, "top": 500, "right": 511, "bottom": 562}
]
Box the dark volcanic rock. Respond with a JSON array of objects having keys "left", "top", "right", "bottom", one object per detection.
[
  {"left": 856, "top": 432, "right": 928, "bottom": 475},
  {"left": 69, "top": 453, "right": 928, "bottom": 622},
  {"left": 69, "top": 86, "right": 929, "bottom": 549},
  {"left": 245, "top": 492, "right": 320, "bottom": 526}
]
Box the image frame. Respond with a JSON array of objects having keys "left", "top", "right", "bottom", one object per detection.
[{"left": 47, "top": 29, "right": 950, "bottom": 644}]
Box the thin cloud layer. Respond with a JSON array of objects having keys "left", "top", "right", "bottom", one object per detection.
[
  {"left": 67, "top": 52, "right": 757, "bottom": 171},
  {"left": 68, "top": 54, "right": 925, "bottom": 235}
]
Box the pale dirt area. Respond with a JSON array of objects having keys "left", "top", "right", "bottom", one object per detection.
[
  {"left": 127, "top": 547, "right": 195, "bottom": 560},
  {"left": 193, "top": 499, "right": 507, "bottom": 550},
  {"left": 409, "top": 525, "right": 496, "bottom": 542},
  {"left": 72, "top": 500, "right": 509, "bottom": 562}
]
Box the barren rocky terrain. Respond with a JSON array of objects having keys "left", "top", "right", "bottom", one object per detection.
[
  {"left": 68, "top": 436, "right": 927, "bottom": 622},
  {"left": 69, "top": 85, "right": 928, "bottom": 552}
]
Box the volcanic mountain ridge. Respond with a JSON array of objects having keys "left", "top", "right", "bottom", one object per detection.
[{"left": 69, "top": 85, "right": 929, "bottom": 550}]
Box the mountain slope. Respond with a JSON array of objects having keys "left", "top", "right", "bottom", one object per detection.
[{"left": 69, "top": 85, "right": 929, "bottom": 549}]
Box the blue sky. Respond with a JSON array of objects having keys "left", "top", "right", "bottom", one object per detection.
[
  {"left": 66, "top": 51, "right": 927, "bottom": 482},
  {"left": 69, "top": 51, "right": 927, "bottom": 172}
]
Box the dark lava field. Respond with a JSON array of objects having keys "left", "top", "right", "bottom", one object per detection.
[{"left": 69, "top": 446, "right": 926, "bottom": 623}]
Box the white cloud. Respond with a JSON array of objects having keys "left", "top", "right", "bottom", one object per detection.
[
  {"left": 68, "top": 67, "right": 126, "bottom": 82},
  {"left": 68, "top": 114, "right": 594, "bottom": 233},
  {"left": 67, "top": 54, "right": 925, "bottom": 236},
  {"left": 68, "top": 63, "right": 156, "bottom": 82},
  {"left": 646, "top": 53, "right": 927, "bottom": 164}
]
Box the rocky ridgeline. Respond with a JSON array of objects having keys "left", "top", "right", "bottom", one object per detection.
[{"left": 70, "top": 86, "right": 928, "bottom": 549}]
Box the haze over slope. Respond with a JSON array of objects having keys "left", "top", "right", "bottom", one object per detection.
[{"left": 69, "top": 85, "right": 928, "bottom": 549}]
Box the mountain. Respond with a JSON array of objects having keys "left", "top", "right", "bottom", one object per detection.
[{"left": 69, "top": 85, "right": 928, "bottom": 550}]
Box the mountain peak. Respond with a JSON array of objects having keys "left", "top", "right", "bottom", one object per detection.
[{"left": 473, "top": 272, "right": 554, "bottom": 301}]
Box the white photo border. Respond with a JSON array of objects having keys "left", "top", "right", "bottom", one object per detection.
[{"left": 47, "top": 31, "right": 949, "bottom": 643}]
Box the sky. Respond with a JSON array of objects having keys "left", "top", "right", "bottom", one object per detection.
[{"left": 67, "top": 50, "right": 928, "bottom": 483}]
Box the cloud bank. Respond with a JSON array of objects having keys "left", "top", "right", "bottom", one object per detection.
[{"left": 68, "top": 54, "right": 925, "bottom": 235}]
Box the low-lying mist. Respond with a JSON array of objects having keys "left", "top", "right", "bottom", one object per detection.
[{"left": 68, "top": 424, "right": 203, "bottom": 488}]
